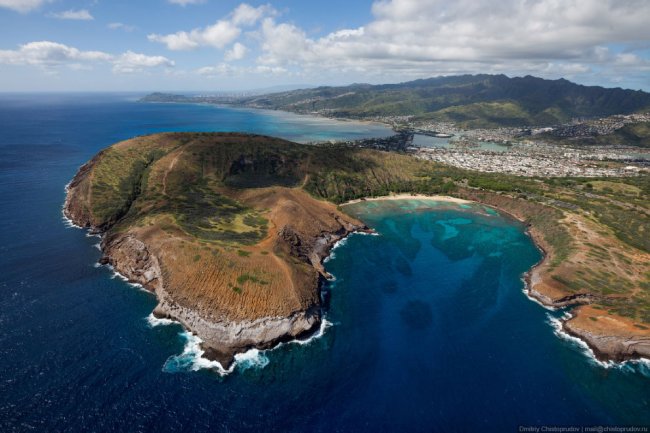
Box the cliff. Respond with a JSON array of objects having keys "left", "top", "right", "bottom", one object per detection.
[{"left": 64, "top": 133, "right": 367, "bottom": 368}]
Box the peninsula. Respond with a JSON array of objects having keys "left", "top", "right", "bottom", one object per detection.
[{"left": 64, "top": 132, "right": 650, "bottom": 367}]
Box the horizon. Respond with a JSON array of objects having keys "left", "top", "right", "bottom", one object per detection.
[
  {"left": 1, "top": 73, "right": 649, "bottom": 95},
  {"left": 1, "top": 0, "right": 649, "bottom": 92}
]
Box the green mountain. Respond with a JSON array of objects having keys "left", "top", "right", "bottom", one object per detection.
[{"left": 234, "top": 75, "right": 650, "bottom": 128}]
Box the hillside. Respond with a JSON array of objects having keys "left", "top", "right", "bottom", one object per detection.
[
  {"left": 65, "top": 132, "right": 650, "bottom": 366},
  {"left": 538, "top": 121, "right": 650, "bottom": 148},
  {"left": 143, "top": 75, "right": 650, "bottom": 128}
]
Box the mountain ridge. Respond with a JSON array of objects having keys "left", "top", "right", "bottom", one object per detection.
[{"left": 142, "top": 74, "right": 650, "bottom": 128}]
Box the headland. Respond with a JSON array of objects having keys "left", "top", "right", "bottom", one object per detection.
[{"left": 65, "top": 132, "right": 650, "bottom": 367}]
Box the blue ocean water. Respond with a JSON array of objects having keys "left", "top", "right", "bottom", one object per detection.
[{"left": 0, "top": 94, "right": 648, "bottom": 432}]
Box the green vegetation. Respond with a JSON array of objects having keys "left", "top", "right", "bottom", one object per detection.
[
  {"left": 81, "top": 132, "right": 649, "bottom": 323},
  {"left": 227, "top": 75, "right": 650, "bottom": 128},
  {"left": 229, "top": 284, "right": 242, "bottom": 294},
  {"left": 90, "top": 145, "right": 173, "bottom": 225},
  {"left": 540, "top": 121, "right": 650, "bottom": 148},
  {"left": 236, "top": 273, "right": 269, "bottom": 286},
  {"left": 422, "top": 101, "right": 531, "bottom": 128},
  {"left": 87, "top": 133, "right": 648, "bottom": 261}
]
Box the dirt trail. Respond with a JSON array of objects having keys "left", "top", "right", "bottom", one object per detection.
[{"left": 162, "top": 150, "right": 183, "bottom": 196}]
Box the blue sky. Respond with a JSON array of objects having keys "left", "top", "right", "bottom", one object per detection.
[{"left": 1, "top": 0, "right": 649, "bottom": 91}]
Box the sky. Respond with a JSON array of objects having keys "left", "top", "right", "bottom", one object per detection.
[{"left": 0, "top": 0, "right": 649, "bottom": 92}]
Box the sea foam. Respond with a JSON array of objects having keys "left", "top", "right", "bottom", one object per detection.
[
  {"left": 146, "top": 313, "right": 177, "bottom": 328},
  {"left": 162, "top": 331, "right": 269, "bottom": 376},
  {"left": 162, "top": 317, "right": 334, "bottom": 376},
  {"left": 546, "top": 313, "right": 611, "bottom": 368},
  {"left": 520, "top": 276, "right": 557, "bottom": 311},
  {"left": 545, "top": 313, "right": 650, "bottom": 374}
]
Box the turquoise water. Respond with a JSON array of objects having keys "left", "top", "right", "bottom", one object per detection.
[
  {"left": 0, "top": 94, "right": 649, "bottom": 432},
  {"left": 413, "top": 134, "right": 512, "bottom": 152}
]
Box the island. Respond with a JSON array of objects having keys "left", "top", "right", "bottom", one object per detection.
[{"left": 64, "top": 132, "right": 650, "bottom": 368}]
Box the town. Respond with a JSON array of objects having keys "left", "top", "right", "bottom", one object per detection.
[{"left": 350, "top": 113, "right": 650, "bottom": 177}]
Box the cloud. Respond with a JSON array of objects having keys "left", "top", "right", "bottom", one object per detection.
[
  {"left": 231, "top": 3, "right": 275, "bottom": 25},
  {"left": 224, "top": 42, "right": 247, "bottom": 61},
  {"left": 149, "top": 3, "right": 275, "bottom": 51},
  {"left": 148, "top": 20, "right": 240, "bottom": 50},
  {"left": 0, "top": 41, "right": 174, "bottom": 74},
  {"left": 49, "top": 9, "right": 94, "bottom": 20},
  {"left": 197, "top": 63, "right": 286, "bottom": 77},
  {"left": 168, "top": 0, "right": 205, "bottom": 6},
  {"left": 112, "top": 51, "right": 175, "bottom": 73},
  {"left": 108, "top": 22, "right": 136, "bottom": 32},
  {"left": 0, "top": 41, "right": 111, "bottom": 67},
  {"left": 251, "top": 0, "right": 650, "bottom": 85},
  {"left": 0, "top": 0, "right": 49, "bottom": 13}
]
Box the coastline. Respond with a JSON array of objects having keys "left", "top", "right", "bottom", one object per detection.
[
  {"left": 341, "top": 193, "right": 471, "bottom": 206},
  {"left": 63, "top": 209, "right": 348, "bottom": 372},
  {"left": 141, "top": 99, "right": 396, "bottom": 139},
  {"left": 338, "top": 192, "right": 650, "bottom": 366},
  {"left": 63, "top": 175, "right": 365, "bottom": 372},
  {"left": 62, "top": 129, "right": 649, "bottom": 370}
]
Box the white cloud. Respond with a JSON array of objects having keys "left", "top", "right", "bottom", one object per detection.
[
  {"left": 148, "top": 32, "right": 199, "bottom": 51},
  {"left": 225, "top": 42, "right": 247, "bottom": 61},
  {"left": 231, "top": 3, "right": 275, "bottom": 25},
  {"left": 168, "top": 0, "right": 205, "bottom": 6},
  {"left": 148, "top": 20, "right": 240, "bottom": 50},
  {"left": 112, "top": 51, "right": 175, "bottom": 73},
  {"left": 0, "top": 41, "right": 111, "bottom": 67},
  {"left": 149, "top": 3, "right": 276, "bottom": 51},
  {"left": 50, "top": 9, "right": 94, "bottom": 20},
  {"left": 108, "top": 22, "right": 136, "bottom": 32},
  {"left": 0, "top": 41, "right": 174, "bottom": 74},
  {"left": 252, "top": 0, "right": 650, "bottom": 84},
  {"left": 0, "top": 0, "right": 49, "bottom": 13},
  {"left": 197, "top": 62, "right": 286, "bottom": 77},
  {"left": 197, "top": 63, "right": 233, "bottom": 76}
]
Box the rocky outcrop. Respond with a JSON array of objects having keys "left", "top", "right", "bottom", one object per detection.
[
  {"left": 97, "top": 229, "right": 347, "bottom": 369},
  {"left": 63, "top": 155, "right": 102, "bottom": 229},
  {"left": 73, "top": 206, "right": 360, "bottom": 370},
  {"left": 153, "top": 296, "right": 320, "bottom": 369},
  {"left": 100, "top": 234, "right": 163, "bottom": 293},
  {"left": 564, "top": 318, "right": 650, "bottom": 363},
  {"left": 278, "top": 219, "right": 370, "bottom": 279}
]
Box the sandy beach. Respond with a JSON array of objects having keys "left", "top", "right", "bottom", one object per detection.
[{"left": 341, "top": 193, "right": 472, "bottom": 206}]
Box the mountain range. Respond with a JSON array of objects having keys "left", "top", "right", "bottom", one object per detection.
[{"left": 143, "top": 74, "right": 650, "bottom": 128}]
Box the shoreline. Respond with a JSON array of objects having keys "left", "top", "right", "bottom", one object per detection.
[
  {"left": 341, "top": 193, "right": 472, "bottom": 206},
  {"left": 63, "top": 180, "right": 363, "bottom": 373},
  {"left": 338, "top": 192, "right": 650, "bottom": 366},
  {"left": 63, "top": 139, "right": 648, "bottom": 370},
  {"left": 141, "top": 99, "right": 395, "bottom": 139},
  {"left": 64, "top": 212, "right": 337, "bottom": 374}
]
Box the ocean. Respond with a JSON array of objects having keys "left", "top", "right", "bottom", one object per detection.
[{"left": 0, "top": 94, "right": 648, "bottom": 432}]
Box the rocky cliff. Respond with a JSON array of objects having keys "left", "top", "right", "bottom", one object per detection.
[{"left": 64, "top": 133, "right": 367, "bottom": 368}]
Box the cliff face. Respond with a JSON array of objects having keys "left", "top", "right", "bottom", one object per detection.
[
  {"left": 64, "top": 133, "right": 367, "bottom": 368},
  {"left": 564, "top": 306, "right": 650, "bottom": 362},
  {"left": 64, "top": 156, "right": 102, "bottom": 229}
]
